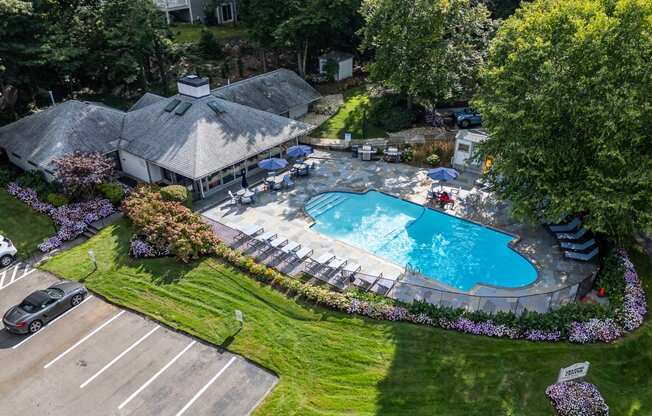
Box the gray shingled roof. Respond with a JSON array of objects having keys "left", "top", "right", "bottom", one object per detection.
[
  {"left": 120, "top": 94, "right": 316, "bottom": 179},
  {"left": 212, "top": 69, "right": 321, "bottom": 115},
  {"left": 129, "top": 92, "right": 166, "bottom": 112},
  {"left": 0, "top": 100, "right": 124, "bottom": 169}
]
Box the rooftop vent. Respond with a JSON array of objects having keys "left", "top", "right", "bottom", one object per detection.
[
  {"left": 177, "top": 75, "right": 210, "bottom": 99},
  {"left": 207, "top": 101, "right": 225, "bottom": 115}
]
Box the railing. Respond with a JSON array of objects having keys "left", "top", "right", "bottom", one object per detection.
[
  {"left": 154, "top": 0, "right": 189, "bottom": 10},
  {"left": 388, "top": 271, "right": 597, "bottom": 315}
]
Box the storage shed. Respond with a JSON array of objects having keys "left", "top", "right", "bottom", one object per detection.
[
  {"left": 318, "top": 51, "right": 354, "bottom": 82},
  {"left": 452, "top": 129, "right": 490, "bottom": 172}
]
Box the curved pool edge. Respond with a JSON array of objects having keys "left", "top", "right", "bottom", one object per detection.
[{"left": 302, "top": 188, "right": 542, "bottom": 294}]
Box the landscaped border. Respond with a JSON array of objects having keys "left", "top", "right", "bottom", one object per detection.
[{"left": 213, "top": 237, "right": 647, "bottom": 343}]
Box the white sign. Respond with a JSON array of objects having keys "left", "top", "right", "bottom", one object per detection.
[
  {"left": 344, "top": 133, "right": 352, "bottom": 142},
  {"left": 557, "top": 361, "right": 590, "bottom": 383},
  {"left": 234, "top": 309, "right": 243, "bottom": 325},
  {"left": 87, "top": 250, "right": 97, "bottom": 265}
]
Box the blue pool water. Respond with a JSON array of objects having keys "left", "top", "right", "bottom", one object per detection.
[{"left": 305, "top": 191, "right": 537, "bottom": 291}]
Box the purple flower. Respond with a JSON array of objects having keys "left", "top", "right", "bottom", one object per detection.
[{"left": 546, "top": 381, "right": 609, "bottom": 416}]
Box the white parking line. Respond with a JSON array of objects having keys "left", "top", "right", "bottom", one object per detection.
[
  {"left": 80, "top": 325, "right": 160, "bottom": 389},
  {"left": 175, "top": 356, "right": 237, "bottom": 416},
  {"left": 0, "top": 264, "right": 35, "bottom": 290},
  {"left": 118, "top": 340, "right": 196, "bottom": 410},
  {"left": 44, "top": 310, "right": 126, "bottom": 369},
  {"left": 12, "top": 295, "right": 94, "bottom": 350}
]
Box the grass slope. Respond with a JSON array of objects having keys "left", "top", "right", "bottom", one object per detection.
[
  {"left": 315, "top": 88, "right": 388, "bottom": 140},
  {"left": 41, "top": 220, "right": 652, "bottom": 415},
  {"left": 0, "top": 189, "right": 56, "bottom": 258}
]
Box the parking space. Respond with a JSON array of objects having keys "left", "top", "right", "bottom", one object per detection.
[{"left": 0, "top": 270, "right": 278, "bottom": 416}]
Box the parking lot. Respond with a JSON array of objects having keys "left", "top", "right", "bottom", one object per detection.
[{"left": 0, "top": 267, "right": 277, "bottom": 416}]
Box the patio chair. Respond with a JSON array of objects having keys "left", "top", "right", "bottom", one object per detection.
[
  {"left": 556, "top": 227, "right": 589, "bottom": 240},
  {"left": 560, "top": 238, "right": 596, "bottom": 251},
  {"left": 341, "top": 262, "right": 361, "bottom": 280},
  {"left": 352, "top": 270, "right": 383, "bottom": 291},
  {"left": 308, "top": 253, "right": 336, "bottom": 272},
  {"left": 261, "top": 236, "right": 288, "bottom": 253},
  {"left": 325, "top": 257, "right": 347, "bottom": 276},
  {"left": 283, "top": 175, "right": 295, "bottom": 189},
  {"left": 234, "top": 224, "right": 263, "bottom": 241},
  {"left": 249, "top": 231, "right": 277, "bottom": 249},
  {"left": 228, "top": 190, "right": 240, "bottom": 205},
  {"left": 277, "top": 240, "right": 301, "bottom": 259},
  {"left": 288, "top": 247, "right": 313, "bottom": 264},
  {"left": 564, "top": 247, "right": 599, "bottom": 262},
  {"left": 549, "top": 218, "right": 581, "bottom": 233}
]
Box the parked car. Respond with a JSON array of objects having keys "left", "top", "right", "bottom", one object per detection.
[
  {"left": 0, "top": 235, "right": 18, "bottom": 267},
  {"left": 454, "top": 108, "right": 482, "bottom": 128},
  {"left": 3, "top": 281, "right": 88, "bottom": 334}
]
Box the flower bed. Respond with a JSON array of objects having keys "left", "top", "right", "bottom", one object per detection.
[
  {"left": 6, "top": 183, "right": 115, "bottom": 252},
  {"left": 212, "top": 241, "right": 646, "bottom": 344},
  {"left": 129, "top": 237, "right": 170, "bottom": 259},
  {"left": 545, "top": 381, "right": 609, "bottom": 416}
]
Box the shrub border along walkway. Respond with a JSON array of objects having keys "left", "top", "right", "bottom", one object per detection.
[{"left": 213, "top": 243, "right": 646, "bottom": 344}]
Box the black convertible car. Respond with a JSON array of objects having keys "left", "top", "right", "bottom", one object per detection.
[{"left": 3, "top": 281, "right": 88, "bottom": 334}]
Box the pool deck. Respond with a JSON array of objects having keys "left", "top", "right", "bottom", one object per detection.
[{"left": 201, "top": 150, "right": 597, "bottom": 303}]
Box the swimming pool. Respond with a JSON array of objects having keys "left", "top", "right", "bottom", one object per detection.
[{"left": 305, "top": 191, "right": 537, "bottom": 291}]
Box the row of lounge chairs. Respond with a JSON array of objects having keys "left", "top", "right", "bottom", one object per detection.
[
  {"left": 233, "top": 223, "right": 388, "bottom": 293},
  {"left": 548, "top": 218, "right": 599, "bottom": 261}
]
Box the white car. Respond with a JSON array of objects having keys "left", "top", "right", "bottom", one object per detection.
[{"left": 0, "top": 236, "right": 18, "bottom": 267}]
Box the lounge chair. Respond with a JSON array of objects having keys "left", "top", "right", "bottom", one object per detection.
[
  {"left": 549, "top": 218, "right": 581, "bottom": 233},
  {"left": 280, "top": 241, "right": 301, "bottom": 255},
  {"left": 560, "top": 238, "right": 596, "bottom": 251},
  {"left": 234, "top": 224, "right": 263, "bottom": 241},
  {"left": 564, "top": 247, "right": 599, "bottom": 261},
  {"left": 352, "top": 270, "right": 383, "bottom": 291},
  {"left": 269, "top": 236, "right": 288, "bottom": 249},
  {"left": 341, "top": 262, "right": 361, "bottom": 279},
  {"left": 556, "top": 227, "right": 589, "bottom": 240},
  {"left": 325, "top": 257, "right": 347, "bottom": 275},
  {"left": 249, "top": 231, "right": 277, "bottom": 248},
  {"left": 308, "top": 253, "right": 336, "bottom": 272},
  {"left": 288, "top": 247, "right": 313, "bottom": 264}
]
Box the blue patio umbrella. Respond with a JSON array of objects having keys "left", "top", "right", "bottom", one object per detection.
[
  {"left": 258, "top": 157, "right": 288, "bottom": 171},
  {"left": 286, "top": 145, "right": 313, "bottom": 158},
  {"left": 426, "top": 167, "right": 459, "bottom": 182}
]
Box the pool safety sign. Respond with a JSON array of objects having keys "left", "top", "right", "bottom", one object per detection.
[{"left": 557, "top": 361, "right": 590, "bottom": 383}]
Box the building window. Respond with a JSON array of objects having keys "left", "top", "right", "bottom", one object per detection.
[
  {"left": 206, "top": 171, "right": 222, "bottom": 189},
  {"left": 457, "top": 143, "right": 471, "bottom": 153},
  {"left": 162, "top": 168, "right": 173, "bottom": 181},
  {"left": 221, "top": 3, "right": 233, "bottom": 22},
  {"left": 11, "top": 152, "right": 21, "bottom": 159}
]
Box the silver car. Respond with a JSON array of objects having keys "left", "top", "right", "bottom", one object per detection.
[{"left": 3, "top": 281, "right": 88, "bottom": 334}]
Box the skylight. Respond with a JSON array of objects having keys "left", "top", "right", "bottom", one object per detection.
[
  {"left": 175, "top": 102, "right": 192, "bottom": 115},
  {"left": 164, "top": 99, "right": 181, "bottom": 112}
]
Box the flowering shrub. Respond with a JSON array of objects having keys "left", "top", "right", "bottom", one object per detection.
[
  {"left": 129, "top": 237, "right": 171, "bottom": 259},
  {"left": 545, "top": 381, "right": 609, "bottom": 416},
  {"left": 122, "top": 186, "right": 217, "bottom": 262},
  {"left": 209, "top": 238, "right": 646, "bottom": 344},
  {"left": 53, "top": 152, "right": 115, "bottom": 197},
  {"left": 7, "top": 182, "right": 115, "bottom": 252}
]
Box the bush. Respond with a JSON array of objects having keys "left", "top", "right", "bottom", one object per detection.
[
  {"left": 160, "top": 185, "right": 191, "bottom": 208},
  {"left": 401, "top": 146, "right": 414, "bottom": 163},
  {"left": 52, "top": 152, "right": 115, "bottom": 197},
  {"left": 367, "top": 95, "right": 416, "bottom": 132},
  {"left": 425, "top": 154, "right": 440, "bottom": 166},
  {"left": 98, "top": 182, "right": 125, "bottom": 205},
  {"left": 46, "top": 192, "right": 69, "bottom": 207},
  {"left": 122, "top": 186, "right": 215, "bottom": 262},
  {"left": 595, "top": 250, "right": 626, "bottom": 306},
  {"left": 17, "top": 170, "right": 53, "bottom": 197},
  {"left": 197, "top": 29, "right": 223, "bottom": 60},
  {"left": 0, "top": 166, "right": 16, "bottom": 187}
]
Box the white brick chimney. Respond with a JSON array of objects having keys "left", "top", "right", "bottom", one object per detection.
[{"left": 177, "top": 75, "right": 210, "bottom": 99}]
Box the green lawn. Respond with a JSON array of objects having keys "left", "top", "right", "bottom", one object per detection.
[
  {"left": 169, "top": 23, "right": 249, "bottom": 43},
  {"left": 41, "top": 220, "right": 652, "bottom": 415},
  {"left": 0, "top": 189, "right": 56, "bottom": 258},
  {"left": 314, "top": 88, "right": 388, "bottom": 140}
]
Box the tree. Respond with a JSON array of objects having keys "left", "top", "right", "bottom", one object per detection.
[
  {"left": 53, "top": 152, "right": 115, "bottom": 197},
  {"left": 474, "top": 0, "right": 652, "bottom": 239},
  {"left": 360, "top": 0, "right": 495, "bottom": 108},
  {"left": 197, "top": 29, "right": 224, "bottom": 60},
  {"left": 482, "top": 0, "right": 523, "bottom": 19}
]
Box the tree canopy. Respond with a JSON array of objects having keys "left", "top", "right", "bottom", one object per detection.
[
  {"left": 474, "top": 0, "right": 652, "bottom": 239},
  {"left": 359, "top": 0, "right": 495, "bottom": 107}
]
